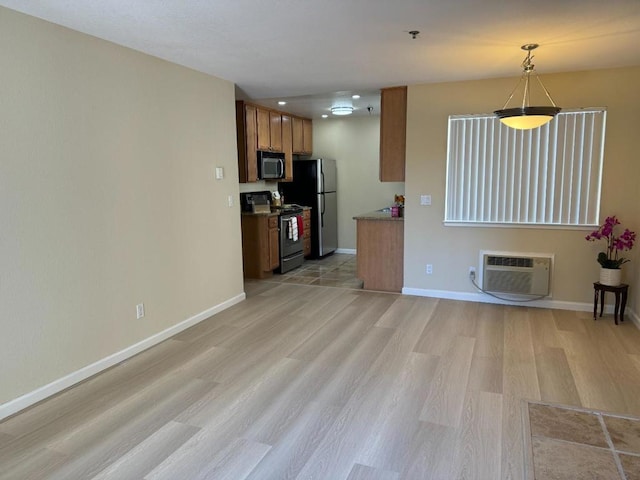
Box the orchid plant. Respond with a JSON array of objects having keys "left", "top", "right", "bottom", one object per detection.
[{"left": 585, "top": 216, "right": 636, "bottom": 269}]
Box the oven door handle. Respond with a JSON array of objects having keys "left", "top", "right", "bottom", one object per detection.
[{"left": 282, "top": 252, "right": 304, "bottom": 262}]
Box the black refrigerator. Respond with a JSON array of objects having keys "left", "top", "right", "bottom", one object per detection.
[{"left": 279, "top": 158, "right": 337, "bottom": 258}]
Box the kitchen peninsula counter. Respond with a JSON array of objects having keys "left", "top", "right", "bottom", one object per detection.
[
  {"left": 353, "top": 210, "right": 404, "bottom": 292},
  {"left": 353, "top": 210, "right": 404, "bottom": 221}
]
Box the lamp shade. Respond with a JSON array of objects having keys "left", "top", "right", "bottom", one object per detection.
[
  {"left": 494, "top": 106, "right": 561, "bottom": 130},
  {"left": 495, "top": 44, "right": 560, "bottom": 130}
]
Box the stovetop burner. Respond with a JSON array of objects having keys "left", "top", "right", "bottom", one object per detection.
[
  {"left": 280, "top": 208, "right": 303, "bottom": 215},
  {"left": 277, "top": 204, "right": 303, "bottom": 215}
]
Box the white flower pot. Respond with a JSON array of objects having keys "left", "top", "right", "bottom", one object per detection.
[{"left": 600, "top": 267, "right": 622, "bottom": 286}]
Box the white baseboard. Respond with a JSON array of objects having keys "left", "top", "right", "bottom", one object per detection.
[
  {"left": 0, "top": 292, "right": 246, "bottom": 421},
  {"left": 402, "top": 287, "right": 640, "bottom": 328},
  {"left": 335, "top": 248, "right": 356, "bottom": 255}
]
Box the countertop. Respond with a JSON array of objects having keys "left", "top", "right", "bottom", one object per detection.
[
  {"left": 242, "top": 205, "right": 311, "bottom": 217},
  {"left": 353, "top": 209, "right": 404, "bottom": 221},
  {"left": 241, "top": 210, "right": 279, "bottom": 217}
]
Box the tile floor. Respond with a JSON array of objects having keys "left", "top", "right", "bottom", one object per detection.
[
  {"left": 525, "top": 401, "right": 640, "bottom": 479},
  {"left": 268, "top": 253, "right": 363, "bottom": 289}
]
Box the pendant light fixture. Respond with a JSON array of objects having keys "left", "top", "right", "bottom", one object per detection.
[{"left": 494, "top": 43, "right": 560, "bottom": 130}]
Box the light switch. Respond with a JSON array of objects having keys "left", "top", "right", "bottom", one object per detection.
[
  {"left": 420, "top": 195, "right": 432, "bottom": 206},
  {"left": 215, "top": 167, "right": 224, "bottom": 180}
]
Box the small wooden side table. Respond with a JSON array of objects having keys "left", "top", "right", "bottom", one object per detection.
[{"left": 593, "top": 282, "right": 628, "bottom": 325}]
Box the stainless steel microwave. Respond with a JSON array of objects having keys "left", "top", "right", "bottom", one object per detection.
[{"left": 258, "top": 150, "right": 285, "bottom": 180}]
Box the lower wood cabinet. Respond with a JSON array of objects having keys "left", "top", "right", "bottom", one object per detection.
[
  {"left": 302, "top": 208, "right": 312, "bottom": 257},
  {"left": 355, "top": 217, "right": 404, "bottom": 292},
  {"left": 241, "top": 214, "right": 280, "bottom": 278},
  {"left": 267, "top": 217, "right": 279, "bottom": 271}
]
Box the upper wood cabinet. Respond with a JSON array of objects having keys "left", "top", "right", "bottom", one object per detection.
[
  {"left": 292, "top": 117, "right": 313, "bottom": 155},
  {"left": 379, "top": 86, "right": 407, "bottom": 182},
  {"left": 270, "top": 112, "right": 282, "bottom": 152},
  {"left": 236, "top": 101, "right": 259, "bottom": 183},
  {"left": 256, "top": 108, "right": 271, "bottom": 150},
  {"left": 236, "top": 100, "right": 312, "bottom": 182},
  {"left": 281, "top": 114, "right": 293, "bottom": 182},
  {"left": 302, "top": 119, "right": 313, "bottom": 155},
  {"left": 256, "top": 108, "right": 282, "bottom": 152}
]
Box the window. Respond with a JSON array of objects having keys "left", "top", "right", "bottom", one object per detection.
[{"left": 444, "top": 109, "right": 606, "bottom": 227}]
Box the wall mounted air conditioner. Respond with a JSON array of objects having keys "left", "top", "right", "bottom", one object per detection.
[{"left": 481, "top": 252, "right": 552, "bottom": 296}]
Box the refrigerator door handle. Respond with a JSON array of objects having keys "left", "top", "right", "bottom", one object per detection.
[
  {"left": 320, "top": 169, "right": 325, "bottom": 193},
  {"left": 321, "top": 193, "right": 325, "bottom": 227}
]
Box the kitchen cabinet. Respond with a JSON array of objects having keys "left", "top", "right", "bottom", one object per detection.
[
  {"left": 267, "top": 216, "right": 280, "bottom": 270},
  {"left": 241, "top": 214, "right": 280, "bottom": 278},
  {"left": 379, "top": 86, "right": 407, "bottom": 182},
  {"left": 293, "top": 117, "right": 313, "bottom": 155},
  {"left": 256, "top": 108, "right": 270, "bottom": 150},
  {"left": 281, "top": 114, "right": 293, "bottom": 182},
  {"left": 257, "top": 108, "right": 282, "bottom": 152},
  {"left": 269, "top": 112, "right": 282, "bottom": 151},
  {"left": 292, "top": 117, "right": 303, "bottom": 153},
  {"left": 303, "top": 118, "right": 313, "bottom": 154},
  {"left": 302, "top": 208, "right": 312, "bottom": 257},
  {"left": 236, "top": 100, "right": 312, "bottom": 182},
  {"left": 236, "top": 102, "right": 259, "bottom": 183},
  {"left": 354, "top": 212, "right": 404, "bottom": 292}
]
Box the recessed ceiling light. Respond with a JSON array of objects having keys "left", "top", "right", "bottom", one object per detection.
[
  {"left": 278, "top": 101, "right": 287, "bottom": 105},
  {"left": 322, "top": 114, "right": 328, "bottom": 118},
  {"left": 352, "top": 94, "right": 360, "bottom": 99},
  {"left": 331, "top": 106, "right": 354, "bottom": 116}
]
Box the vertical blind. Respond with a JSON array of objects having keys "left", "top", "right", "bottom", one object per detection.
[{"left": 445, "top": 109, "right": 606, "bottom": 226}]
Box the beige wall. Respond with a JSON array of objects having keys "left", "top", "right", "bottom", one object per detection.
[
  {"left": 313, "top": 116, "right": 405, "bottom": 250},
  {"left": 239, "top": 180, "right": 278, "bottom": 194},
  {"left": 0, "top": 7, "right": 244, "bottom": 405},
  {"left": 404, "top": 66, "right": 640, "bottom": 311}
]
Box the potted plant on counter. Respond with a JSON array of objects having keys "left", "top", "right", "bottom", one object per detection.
[{"left": 585, "top": 215, "right": 636, "bottom": 286}]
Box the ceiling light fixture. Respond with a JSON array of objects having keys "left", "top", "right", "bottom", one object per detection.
[
  {"left": 494, "top": 43, "right": 561, "bottom": 130},
  {"left": 278, "top": 101, "right": 287, "bottom": 105},
  {"left": 322, "top": 114, "right": 328, "bottom": 118},
  {"left": 331, "top": 106, "right": 354, "bottom": 116},
  {"left": 352, "top": 94, "right": 360, "bottom": 99}
]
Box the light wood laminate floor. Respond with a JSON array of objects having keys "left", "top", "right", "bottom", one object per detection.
[{"left": 2, "top": 282, "right": 640, "bottom": 479}]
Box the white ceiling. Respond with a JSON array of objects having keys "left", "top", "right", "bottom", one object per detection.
[{"left": 2, "top": 0, "right": 640, "bottom": 118}]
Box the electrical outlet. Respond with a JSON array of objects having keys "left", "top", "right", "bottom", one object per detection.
[
  {"left": 426, "top": 264, "right": 433, "bottom": 275},
  {"left": 469, "top": 266, "right": 476, "bottom": 279},
  {"left": 228, "top": 195, "right": 234, "bottom": 207},
  {"left": 420, "top": 195, "right": 432, "bottom": 206},
  {"left": 215, "top": 167, "right": 224, "bottom": 180},
  {"left": 136, "top": 303, "right": 145, "bottom": 319}
]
